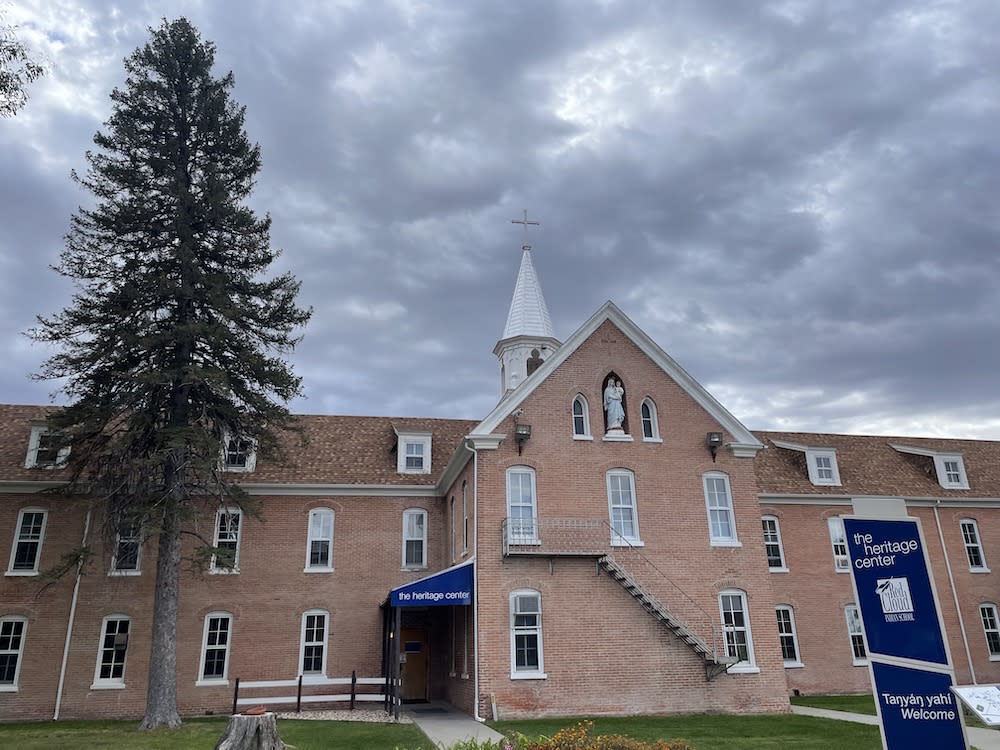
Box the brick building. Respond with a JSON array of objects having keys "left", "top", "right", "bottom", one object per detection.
[{"left": 3, "top": 245, "right": 999, "bottom": 722}]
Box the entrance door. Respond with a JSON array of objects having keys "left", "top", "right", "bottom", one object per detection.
[{"left": 399, "top": 628, "right": 427, "bottom": 701}]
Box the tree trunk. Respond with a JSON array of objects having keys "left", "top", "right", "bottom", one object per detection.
[
  {"left": 215, "top": 713, "right": 286, "bottom": 750},
  {"left": 140, "top": 502, "right": 183, "bottom": 729}
]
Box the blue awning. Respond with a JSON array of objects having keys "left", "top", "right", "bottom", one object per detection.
[{"left": 389, "top": 559, "right": 473, "bottom": 607}]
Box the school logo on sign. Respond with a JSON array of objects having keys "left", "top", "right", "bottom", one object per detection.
[{"left": 877, "top": 577, "right": 915, "bottom": 622}]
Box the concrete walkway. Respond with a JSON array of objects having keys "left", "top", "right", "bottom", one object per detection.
[
  {"left": 792, "top": 704, "right": 1000, "bottom": 750},
  {"left": 406, "top": 701, "right": 505, "bottom": 748}
]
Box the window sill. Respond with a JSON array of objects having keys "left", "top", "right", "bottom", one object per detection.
[
  {"left": 989, "top": 655, "right": 1000, "bottom": 662},
  {"left": 768, "top": 567, "right": 790, "bottom": 574},
  {"left": 971, "top": 567, "right": 992, "bottom": 574},
  {"left": 602, "top": 434, "right": 633, "bottom": 442},
  {"left": 727, "top": 665, "right": 760, "bottom": 674},
  {"left": 90, "top": 682, "right": 126, "bottom": 690},
  {"left": 301, "top": 674, "right": 329, "bottom": 685},
  {"left": 401, "top": 566, "right": 428, "bottom": 572},
  {"left": 852, "top": 659, "right": 869, "bottom": 667},
  {"left": 0, "top": 685, "right": 18, "bottom": 692},
  {"left": 710, "top": 540, "right": 743, "bottom": 548},
  {"left": 783, "top": 661, "right": 805, "bottom": 669},
  {"left": 449, "top": 671, "right": 456, "bottom": 678},
  {"left": 461, "top": 673, "right": 469, "bottom": 680},
  {"left": 641, "top": 437, "right": 663, "bottom": 444},
  {"left": 572, "top": 435, "right": 593, "bottom": 441},
  {"left": 835, "top": 567, "right": 850, "bottom": 574},
  {"left": 109, "top": 570, "right": 141, "bottom": 577},
  {"left": 196, "top": 679, "right": 229, "bottom": 687},
  {"left": 510, "top": 672, "right": 547, "bottom": 680},
  {"left": 304, "top": 567, "right": 334, "bottom": 574},
  {"left": 4, "top": 570, "right": 39, "bottom": 577},
  {"left": 611, "top": 539, "right": 644, "bottom": 547},
  {"left": 209, "top": 568, "right": 240, "bottom": 575},
  {"left": 398, "top": 469, "right": 431, "bottom": 475},
  {"left": 508, "top": 539, "right": 541, "bottom": 546}
]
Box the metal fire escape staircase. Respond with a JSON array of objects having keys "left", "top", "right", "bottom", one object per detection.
[{"left": 503, "top": 517, "right": 738, "bottom": 680}]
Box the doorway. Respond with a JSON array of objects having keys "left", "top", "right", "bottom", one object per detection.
[{"left": 400, "top": 627, "right": 428, "bottom": 701}]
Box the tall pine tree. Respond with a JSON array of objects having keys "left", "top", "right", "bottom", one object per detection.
[{"left": 32, "top": 18, "right": 311, "bottom": 729}]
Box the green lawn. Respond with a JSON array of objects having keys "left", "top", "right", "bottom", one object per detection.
[
  {"left": 790, "top": 693, "right": 877, "bottom": 715},
  {"left": 0, "top": 717, "right": 428, "bottom": 750},
  {"left": 491, "top": 714, "right": 882, "bottom": 750}
]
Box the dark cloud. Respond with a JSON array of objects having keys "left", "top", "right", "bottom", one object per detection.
[{"left": 3, "top": 0, "right": 1000, "bottom": 438}]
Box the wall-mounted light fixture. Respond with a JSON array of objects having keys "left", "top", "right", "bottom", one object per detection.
[
  {"left": 514, "top": 423, "right": 532, "bottom": 455},
  {"left": 706, "top": 432, "right": 724, "bottom": 462}
]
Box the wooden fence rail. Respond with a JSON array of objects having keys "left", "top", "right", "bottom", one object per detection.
[{"left": 231, "top": 670, "right": 389, "bottom": 714}]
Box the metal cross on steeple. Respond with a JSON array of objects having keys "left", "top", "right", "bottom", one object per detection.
[{"left": 511, "top": 209, "right": 540, "bottom": 250}]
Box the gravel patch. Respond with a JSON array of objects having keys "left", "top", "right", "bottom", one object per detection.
[{"left": 276, "top": 707, "right": 413, "bottom": 724}]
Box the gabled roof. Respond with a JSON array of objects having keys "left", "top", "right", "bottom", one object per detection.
[
  {"left": 500, "top": 247, "right": 555, "bottom": 340},
  {"left": 473, "top": 301, "right": 762, "bottom": 451},
  {"left": 756, "top": 430, "right": 1000, "bottom": 498}
]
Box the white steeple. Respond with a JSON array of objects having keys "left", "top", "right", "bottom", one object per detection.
[{"left": 494, "top": 211, "right": 560, "bottom": 396}]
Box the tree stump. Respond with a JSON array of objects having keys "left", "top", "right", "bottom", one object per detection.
[{"left": 214, "top": 711, "right": 286, "bottom": 750}]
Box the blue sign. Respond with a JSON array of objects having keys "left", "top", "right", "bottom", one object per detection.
[
  {"left": 843, "top": 518, "right": 948, "bottom": 665},
  {"left": 390, "top": 561, "right": 473, "bottom": 607},
  {"left": 873, "top": 662, "right": 966, "bottom": 749}
]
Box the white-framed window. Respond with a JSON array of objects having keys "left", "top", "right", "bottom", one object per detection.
[
  {"left": 845, "top": 604, "right": 867, "bottom": 664},
  {"left": 25, "top": 425, "right": 69, "bottom": 469},
  {"left": 305, "top": 508, "right": 334, "bottom": 572},
  {"left": 510, "top": 589, "right": 545, "bottom": 678},
  {"left": 762, "top": 516, "right": 787, "bottom": 571},
  {"left": 572, "top": 395, "right": 591, "bottom": 439},
  {"left": 222, "top": 433, "right": 256, "bottom": 472},
  {"left": 0, "top": 616, "right": 27, "bottom": 691},
  {"left": 506, "top": 467, "right": 538, "bottom": 543},
  {"left": 402, "top": 509, "right": 427, "bottom": 569},
  {"left": 807, "top": 450, "right": 841, "bottom": 486},
  {"left": 300, "top": 609, "right": 328, "bottom": 678},
  {"left": 719, "top": 589, "right": 756, "bottom": 671},
  {"left": 7, "top": 508, "right": 47, "bottom": 576},
  {"left": 396, "top": 432, "right": 432, "bottom": 474},
  {"left": 775, "top": 606, "right": 802, "bottom": 667},
  {"left": 891, "top": 445, "right": 970, "bottom": 490},
  {"left": 703, "top": 473, "right": 739, "bottom": 546},
  {"left": 211, "top": 508, "right": 242, "bottom": 573},
  {"left": 962, "top": 519, "right": 989, "bottom": 572},
  {"left": 640, "top": 398, "right": 660, "bottom": 441},
  {"left": 450, "top": 496, "right": 456, "bottom": 562},
  {"left": 110, "top": 521, "right": 141, "bottom": 575},
  {"left": 92, "top": 615, "right": 130, "bottom": 688},
  {"left": 828, "top": 517, "right": 849, "bottom": 572},
  {"left": 198, "top": 612, "right": 232, "bottom": 684},
  {"left": 607, "top": 469, "right": 641, "bottom": 545},
  {"left": 462, "top": 480, "right": 469, "bottom": 554},
  {"left": 980, "top": 604, "right": 1000, "bottom": 659}
]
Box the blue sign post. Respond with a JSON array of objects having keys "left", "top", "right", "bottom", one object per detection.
[{"left": 844, "top": 515, "right": 968, "bottom": 750}]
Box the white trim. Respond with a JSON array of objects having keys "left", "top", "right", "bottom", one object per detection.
[
  {"left": 639, "top": 398, "right": 660, "bottom": 441},
  {"left": 719, "top": 589, "right": 756, "bottom": 671},
  {"left": 0, "top": 616, "right": 27, "bottom": 690},
  {"left": 24, "top": 425, "right": 70, "bottom": 469},
  {"left": 509, "top": 589, "right": 545, "bottom": 678},
  {"left": 607, "top": 469, "right": 641, "bottom": 545},
  {"left": 890, "top": 444, "right": 970, "bottom": 490},
  {"left": 761, "top": 515, "right": 787, "bottom": 571},
  {"left": 775, "top": 605, "right": 802, "bottom": 667},
  {"left": 462, "top": 480, "right": 469, "bottom": 555},
  {"left": 770, "top": 441, "right": 841, "bottom": 486},
  {"left": 401, "top": 508, "right": 428, "bottom": 570},
  {"left": 109, "top": 521, "right": 141, "bottom": 575},
  {"left": 7, "top": 507, "right": 47, "bottom": 575},
  {"left": 221, "top": 432, "right": 257, "bottom": 473},
  {"left": 506, "top": 467, "right": 538, "bottom": 544},
  {"left": 844, "top": 604, "right": 867, "bottom": 665},
  {"left": 91, "top": 614, "right": 130, "bottom": 688},
  {"left": 299, "top": 609, "right": 329, "bottom": 678},
  {"left": 980, "top": 603, "right": 1000, "bottom": 659},
  {"left": 395, "top": 431, "right": 432, "bottom": 474},
  {"left": 198, "top": 611, "right": 233, "bottom": 684},
  {"left": 703, "top": 472, "right": 738, "bottom": 545},
  {"left": 305, "top": 508, "right": 335, "bottom": 572},
  {"left": 571, "top": 394, "right": 591, "bottom": 439},
  {"left": 828, "top": 517, "right": 850, "bottom": 573},
  {"left": 961, "top": 518, "right": 989, "bottom": 572},
  {"left": 473, "top": 302, "right": 763, "bottom": 452},
  {"left": 210, "top": 507, "right": 242, "bottom": 574}
]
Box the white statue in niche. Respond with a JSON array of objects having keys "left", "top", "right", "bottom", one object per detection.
[{"left": 604, "top": 377, "right": 625, "bottom": 431}]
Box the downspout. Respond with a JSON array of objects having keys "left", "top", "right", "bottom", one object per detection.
[
  {"left": 463, "top": 439, "right": 484, "bottom": 722},
  {"left": 54, "top": 504, "right": 92, "bottom": 720},
  {"left": 933, "top": 501, "right": 976, "bottom": 684}
]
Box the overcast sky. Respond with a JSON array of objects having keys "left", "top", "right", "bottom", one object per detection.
[{"left": 3, "top": 0, "right": 999, "bottom": 439}]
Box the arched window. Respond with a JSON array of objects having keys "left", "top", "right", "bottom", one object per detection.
[
  {"left": 640, "top": 399, "right": 659, "bottom": 441},
  {"left": 509, "top": 589, "right": 545, "bottom": 678},
  {"left": 572, "top": 395, "right": 591, "bottom": 438}
]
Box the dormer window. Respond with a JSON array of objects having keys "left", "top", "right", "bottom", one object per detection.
[
  {"left": 890, "top": 444, "right": 969, "bottom": 490},
  {"left": 221, "top": 433, "right": 256, "bottom": 473},
  {"left": 396, "top": 431, "right": 432, "bottom": 474},
  {"left": 25, "top": 425, "right": 69, "bottom": 469},
  {"left": 771, "top": 441, "right": 841, "bottom": 486}
]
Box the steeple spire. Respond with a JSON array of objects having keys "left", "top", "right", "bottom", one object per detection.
[{"left": 494, "top": 211, "right": 560, "bottom": 395}]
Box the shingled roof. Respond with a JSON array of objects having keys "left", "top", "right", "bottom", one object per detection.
[
  {"left": 755, "top": 430, "right": 1000, "bottom": 499},
  {"left": 0, "top": 404, "right": 476, "bottom": 487}
]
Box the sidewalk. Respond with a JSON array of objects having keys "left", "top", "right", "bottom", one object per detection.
[
  {"left": 407, "top": 701, "right": 505, "bottom": 748},
  {"left": 791, "top": 704, "right": 1000, "bottom": 750}
]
